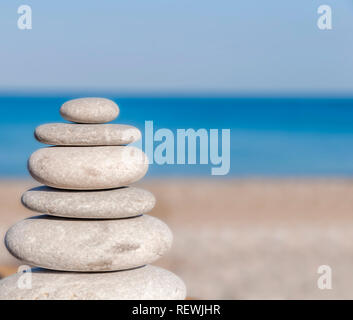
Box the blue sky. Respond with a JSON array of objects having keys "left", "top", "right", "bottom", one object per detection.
[{"left": 0, "top": 0, "right": 352, "bottom": 95}]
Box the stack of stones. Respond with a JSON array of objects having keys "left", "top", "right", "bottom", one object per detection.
[{"left": 0, "top": 98, "right": 186, "bottom": 300}]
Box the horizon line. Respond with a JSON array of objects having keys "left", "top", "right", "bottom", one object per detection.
[{"left": 1, "top": 90, "right": 353, "bottom": 99}]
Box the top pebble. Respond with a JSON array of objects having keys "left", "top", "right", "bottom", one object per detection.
[{"left": 60, "top": 97, "right": 119, "bottom": 123}]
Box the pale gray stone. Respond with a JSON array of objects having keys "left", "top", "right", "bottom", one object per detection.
[
  {"left": 28, "top": 146, "right": 148, "bottom": 190},
  {"left": 5, "top": 215, "right": 173, "bottom": 272},
  {"left": 35, "top": 123, "right": 141, "bottom": 146},
  {"left": 22, "top": 186, "right": 156, "bottom": 219},
  {"left": 0, "top": 265, "right": 186, "bottom": 300},
  {"left": 60, "top": 98, "right": 119, "bottom": 123}
]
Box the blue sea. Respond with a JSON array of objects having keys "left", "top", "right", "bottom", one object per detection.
[{"left": 1, "top": 95, "right": 353, "bottom": 178}]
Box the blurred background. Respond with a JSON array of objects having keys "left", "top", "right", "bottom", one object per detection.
[{"left": 1, "top": 0, "right": 353, "bottom": 299}]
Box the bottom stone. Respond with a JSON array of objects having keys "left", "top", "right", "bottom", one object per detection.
[{"left": 0, "top": 265, "right": 186, "bottom": 300}]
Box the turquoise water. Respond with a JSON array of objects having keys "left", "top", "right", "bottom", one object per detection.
[{"left": 1, "top": 96, "right": 353, "bottom": 177}]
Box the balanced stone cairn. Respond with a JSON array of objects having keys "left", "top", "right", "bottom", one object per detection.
[{"left": 0, "top": 98, "right": 186, "bottom": 300}]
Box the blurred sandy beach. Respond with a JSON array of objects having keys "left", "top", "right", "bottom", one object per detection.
[{"left": 1, "top": 178, "right": 353, "bottom": 299}]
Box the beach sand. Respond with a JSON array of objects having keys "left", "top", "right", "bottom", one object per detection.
[{"left": 1, "top": 178, "right": 353, "bottom": 299}]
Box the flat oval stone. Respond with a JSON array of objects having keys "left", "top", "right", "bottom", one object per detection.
[
  {"left": 0, "top": 265, "right": 186, "bottom": 300},
  {"left": 5, "top": 215, "right": 173, "bottom": 272},
  {"left": 28, "top": 146, "right": 148, "bottom": 190},
  {"left": 60, "top": 98, "right": 119, "bottom": 123},
  {"left": 35, "top": 123, "right": 141, "bottom": 146},
  {"left": 22, "top": 186, "right": 156, "bottom": 219}
]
